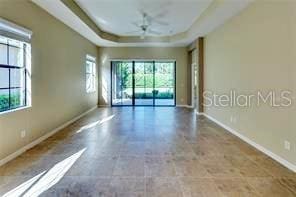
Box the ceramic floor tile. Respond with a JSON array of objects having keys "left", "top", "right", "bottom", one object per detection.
[
  {"left": 179, "top": 177, "right": 222, "bottom": 197},
  {"left": 66, "top": 156, "right": 118, "bottom": 177},
  {"left": 277, "top": 178, "right": 296, "bottom": 195},
  {"left": 173, "top": 156, "right": 210, "bottom": 178},
  {"left": 145, "top": 156, "right": 177, "bottom": 177},
  {"left": 214, "top": 178, "right": 259, "bottom": 197},
  {"left": 145, "top": 142, "right": 172, "bottom": 156},
  {"left": 0, "top": 107, "right": 294, "bottom": 196},
  {"left": 113, "top": 156, "right": 145, "bottom": 177},
  {"left": 202, "top": 163, "right": 241, "bottom": 178},
  {"left": 109, "top": 177, "right": 145, "bottom": 194},
  {"left": 190, "top": 142, "right": 221, "bottom": 156},
  {"left": 248, "top": 156, "right": 296, "bottom": 178},
  {"left": 120, "top": 142, "right": 146, "bottom": 156},
  {"left": 0, "top": 176, "right": 34, "bottom": 195},
  {"left": 246, "top": 177, "right": 295, "bottom": 197},
  {"left": 146, "top": 177, "right": 183, "bottom": 197}
]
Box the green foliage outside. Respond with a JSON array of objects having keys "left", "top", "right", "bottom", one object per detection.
[
  {"left": 134, "top": 91, "right": 173, "bottom": 99},
  {"left": 116, "top": 62, "right": 174, "bottom": 99},
  {"left": 0, "top": 93, "right": 22, "bottom": 112},
  {"left": 120, "top": 63, "right": 132, "bottom": 89}
]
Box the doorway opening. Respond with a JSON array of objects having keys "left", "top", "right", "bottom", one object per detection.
[{"left": 111, "top": 60, "right": 176, "bottom": 106}]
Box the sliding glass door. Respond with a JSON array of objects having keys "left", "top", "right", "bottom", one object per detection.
[
  {"left": 111, "top": 60, "right": 176, "bottom": 106},
  {"left": 134, "top": 61, "right": 154, "bottom": 106},
  {"left": 111, "top": 61, "right": 133, "bottom": 106},
  {"left": 154, "top": 62, "right": 175, "bottom": 106}
]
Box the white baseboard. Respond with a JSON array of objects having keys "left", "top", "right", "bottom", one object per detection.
[
  {"left": 0, "top": 106, "right": 97, "bottom": 167},
  {"left": 98, "top": 105, "right": 110, "bottom": 108},
  {"left": 201, "top": 113, "right": 296, "bottom": 173},
  {"left": 176, "top": 105, "right": 194, "bottom": 108},
  {"left": 103, "top": 104, "right": 191, "bottom": 108}
]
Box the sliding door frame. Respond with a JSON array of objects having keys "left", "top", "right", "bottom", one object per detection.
[
  {"left": 110, "top": 59, "right": 135, "bottom": 107},
  {"left": 111, "top": 60, "right": 176, "bottom": 107}
]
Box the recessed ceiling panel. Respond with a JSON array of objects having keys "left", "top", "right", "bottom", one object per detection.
[{"left": 75, "top": 0, "right": 213, "bottom": 36}]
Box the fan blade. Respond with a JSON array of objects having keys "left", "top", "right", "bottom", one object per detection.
[
  {"left": 152, "top": 19, "right": 169, "bottom": 26},
  {"left": 150, "top": 10, "right": 168, "bottom": 19},
  {"left": 131, "top": 21, "right": 141, "bottom": 28},
  {"left": 124, "top": 30, "right": 142, "bottom": 35},
  {"left": 148, "top": 29, "right": 161, "bottom": 35},
  {"left": 146, "top": 15, "right": 169, "bottom": 26}
]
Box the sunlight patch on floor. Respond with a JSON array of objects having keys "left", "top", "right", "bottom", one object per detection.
[
  {"left": 3, "top": 148, "right": 86, "bottom": 197},
  {"left": 76, "top": 114, "right": 115, "bottom": 133}
]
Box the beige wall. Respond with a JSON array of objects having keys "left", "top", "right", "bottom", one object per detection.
[
  {"left": 98, "top": 47, "right": 188, "bottom": 106},
  {"left": 0, "top": 0, "right": 98, "bottom": 160},
  {"left": 205, "top": 0, "right": 296, "bottom": 165}
]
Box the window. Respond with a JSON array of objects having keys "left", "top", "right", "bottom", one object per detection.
[
  {"left": 111, "top": 60, "right": 176, "bottom": 106},
  {"left": 86, "top": 55, "right": 96, "bottom": 93},
  {"left": 0, "top": 35, "right": 31, "bottom": 113}
]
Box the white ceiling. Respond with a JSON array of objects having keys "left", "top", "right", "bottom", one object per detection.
[
  {"left": 32, "top": 0, "right": 253, "bottom": 47},
  {"left": 75, "top": 0, "right": 212, "bottom": 36}
]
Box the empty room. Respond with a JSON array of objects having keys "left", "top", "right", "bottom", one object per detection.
[{"left": 0, "top": 0, "right": 295, "bottom": 196}]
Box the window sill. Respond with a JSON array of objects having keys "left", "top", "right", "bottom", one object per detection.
[{"left": 0, "top": 106, "right": 31, "bottom": 116}]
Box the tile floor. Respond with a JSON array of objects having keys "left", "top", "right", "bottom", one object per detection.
[{"left": 0, "top": 107, "right": 295, "bottom": 197}]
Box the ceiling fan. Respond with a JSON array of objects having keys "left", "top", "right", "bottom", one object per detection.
[{"left": 126, "top": 12, "right": 169, "bottom": 39}]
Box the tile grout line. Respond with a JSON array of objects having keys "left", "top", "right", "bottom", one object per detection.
[{"left": 199, "top": 112, "right": 296, "bottom": 173}]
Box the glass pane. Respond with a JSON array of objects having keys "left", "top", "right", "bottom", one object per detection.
[
  {"left": 110, "top": 61, "right": 175, "bottom": 106},
  {"left": 9, "top": 46, "right": 23, "bottom": 67},
  {"left": 86, "top": 73, "right": 92, "bottom": 92},
  {"left": 111, "top": 61, "right": 133, "bottom": 105},
  {"left": 0, "top": 89, "right": 9, "bottom": 112},
  {"left": 11, "top": 68, "right": 25, "bottom": 87},
  {"left": 10, "top": 88, "right": 25, "bottom": 109},
  {"left": 112, "top": 62, "right": 122, "bottom": 105},
  {"left": 135, "top": 62, "right": 153, "bottom": 106},
  {"left": 0, "top": 67, "right": 9, "bottom": 88},
  {"left": 0, "top": 44, "right": 7, "bottom": 65},
  {"left": 155, "top": 62, "right": 175, "bottom": 106},
  {"left": 86, "top": 61, "right": 92, "bottom": 73}
]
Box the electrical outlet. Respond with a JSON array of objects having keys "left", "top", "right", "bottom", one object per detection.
[
  {"left": 284, "top": 140, "right": 290, "bottom": 150},
  {"left": 21, "top": 130, "right": 26, "bottom": 138}
]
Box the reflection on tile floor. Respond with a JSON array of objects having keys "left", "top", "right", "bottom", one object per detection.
[{"left": 0, "top": 107, "right": 295, "bottom": 196}]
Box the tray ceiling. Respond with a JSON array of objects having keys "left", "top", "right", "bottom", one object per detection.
[{"left": 32, "top": 0, "right": 253, "bottom": 47}]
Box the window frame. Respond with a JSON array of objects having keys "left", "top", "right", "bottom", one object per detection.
[
  {"left": 86, "top": 55, "right": 96, "bottom": 93},
  {"left": 110, "top": 60, "right": 176, "bottom": 107},
  {"left": 0, "top": 37, "right": 30, "bottom": 113}
]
